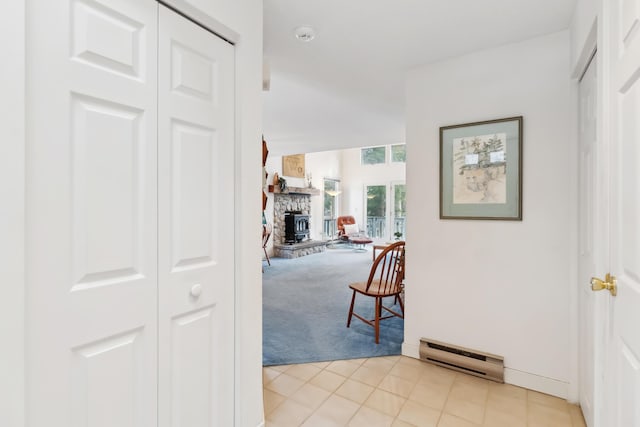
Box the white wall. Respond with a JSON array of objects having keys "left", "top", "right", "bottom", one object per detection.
[
  {"left": 341, "top": 147, "right": 406, "bottom": 233},
  {"left": 405, "top": 31, "right": 574, "bottom": 398}
]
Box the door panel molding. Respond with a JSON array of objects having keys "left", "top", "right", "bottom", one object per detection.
[
  {"left": 25, "top": 0, "right": 159, "bottom": 425},
  {"left": 158, "top": 6, "right": 235, "bottom": 426}
]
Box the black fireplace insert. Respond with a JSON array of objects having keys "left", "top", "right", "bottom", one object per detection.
[{"left": 284, "top": 211, "right": 310, "bottom": 243}]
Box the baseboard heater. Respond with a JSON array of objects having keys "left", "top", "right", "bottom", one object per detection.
[{"left": 419, "top": 338, "right": 504, "bottom": 383}]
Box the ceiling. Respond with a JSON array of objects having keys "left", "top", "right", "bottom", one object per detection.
[{"left": 263, "top": 0, "right": 576, "bottom": 156}]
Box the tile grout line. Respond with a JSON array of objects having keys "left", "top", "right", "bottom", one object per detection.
[
  {"left": 301, "top": 364, "right": 341, "bottom": 426},
  {"left": 480, "top": 377, "right": 490, "bottom": 426}
]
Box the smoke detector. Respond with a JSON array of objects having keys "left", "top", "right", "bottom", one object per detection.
[{"left": 294, "top": 26, "right": 316, "bottom": 42}]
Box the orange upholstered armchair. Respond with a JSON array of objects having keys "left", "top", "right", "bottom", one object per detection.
[{"left": 337, "top": 215, "right": 359, "bottom": 240}]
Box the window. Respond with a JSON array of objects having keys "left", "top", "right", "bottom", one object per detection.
[
  {"left": 323, "top": 179, "right": 340, "bottom": 238},
  {"left": 363, "top": 182, "right": 407, "bottom": 241},
  {"left": 391, "top": 144, "right": 406, "bottom": 163},
  {"left": 365, "top": 185, "right": 387, "bottom": 238},
  {"left": 393, "top": 183, "right": 406, "bottom": 239},
  {"left": 361, "top": 146, "right": 386, "bottom": 165}
]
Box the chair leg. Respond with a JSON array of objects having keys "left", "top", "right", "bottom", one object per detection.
[
  {"left": 263, "top": 247, "right": 271, "bottom": 266},
  {"left": 347, "top": 290, "right": 356, "bottom": 327},
  {"left": 374, "top": 297, "right": 380, "bottom": 344},
  {"left": 398, "top": 294, "right": 404, "bottom": 318},
  {"left": 394, "top": 286, "right": 405, "bottom": 306}
]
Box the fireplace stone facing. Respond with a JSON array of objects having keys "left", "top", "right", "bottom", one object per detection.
[
  {"left": 273, "top": 193, "right": 311, "bottom": 244},
  {"left": 272, "top": 192, "right": 327, "bottom": 258}
]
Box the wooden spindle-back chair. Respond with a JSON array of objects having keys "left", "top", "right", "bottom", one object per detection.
[{"left": 347, "top": 241, "right": 405, "bottom": 343}]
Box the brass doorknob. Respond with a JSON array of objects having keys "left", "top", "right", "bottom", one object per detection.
[{"left": 591, "top": 273, "right": 617, "bottom": 296}]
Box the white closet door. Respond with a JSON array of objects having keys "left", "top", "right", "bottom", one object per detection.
[
  {"left": 601, "top": 0, "right": 640, "bottom": 425},
  {"left": 157, "top": 6, "right": 235, "bottom": 427},
  {"left": 26, "top": 0, "right": 158, "bottom": 425}
]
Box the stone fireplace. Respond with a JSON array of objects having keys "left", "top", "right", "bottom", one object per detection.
[
  {"left": 272, "top": 188, "right": 327, "bottom": 258},
  {"left": 273, "top": 192, "right": 311, "bottom": 244}
]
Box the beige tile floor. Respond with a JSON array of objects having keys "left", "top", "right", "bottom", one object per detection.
[{"left": 263, "top": 356, "right": 587, "bottom": 427}]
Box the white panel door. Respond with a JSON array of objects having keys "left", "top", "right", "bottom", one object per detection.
[
  {"left": 26, "top": 0, "right": 158, "bottom": 425},
  {"left": 578, "top": 55, "right": 598, "bottom": 427},
  {"left": 601, "top": 0, "right": 640, "bottom": 425},
  {"left": 158, "top": 6, "right": 235, "bottom": 427}
]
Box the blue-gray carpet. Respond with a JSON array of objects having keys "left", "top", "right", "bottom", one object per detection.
[{"left": 262, "top": 246, "right": 403, "bottom": 366}]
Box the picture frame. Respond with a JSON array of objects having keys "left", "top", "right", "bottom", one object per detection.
[
  {"left": 440, "top": 116, "right": 523, "bottom": 220},
  {"left": 282, "top": 154, "right": 305, "bottom": 178}
]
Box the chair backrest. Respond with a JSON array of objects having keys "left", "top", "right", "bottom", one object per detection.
[
  {"left": 366, "top": 241, "right": 405, "bottom": 294},
  {"left": 337, "top": 215, "right": 356, "bottom": 236}
]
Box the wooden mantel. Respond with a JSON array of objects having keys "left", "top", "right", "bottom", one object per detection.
[{"left": 269, "top": 186, "right": 321, "bottom": 196}]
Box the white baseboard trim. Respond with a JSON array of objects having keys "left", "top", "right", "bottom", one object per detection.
[
  {"left": 255, "top": 421, "right": 265, "bottom": 427},
  {"left": 504, "top": 368, "right": 569, "bottom": 399},
  {"left": 401, "top": 342, "right": 420, "bottom": 359},
  {"left": 402, "top": 342, "right": 568, "bottom": 400}
]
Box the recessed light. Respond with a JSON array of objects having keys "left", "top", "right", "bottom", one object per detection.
[{"left": 294, "top": 26, "right": 315, "bottom": 42}]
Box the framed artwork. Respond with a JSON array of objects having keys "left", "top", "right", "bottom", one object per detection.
[
  {"left": 440, "top": 116, "right": 523, "bottom": 220},
  {"left": 282, "top": 154, "right": 305, "bottom": 178}
]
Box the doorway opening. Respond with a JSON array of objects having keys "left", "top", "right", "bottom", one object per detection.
[{"left": 262, "top": 144, "right": 406, "bottom": 367}]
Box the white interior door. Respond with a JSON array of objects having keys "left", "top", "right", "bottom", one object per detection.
[
  {"left": 26, "top": 0, "right": 159, "bottom": 425},
  {"left": 600, "top": 0, "right": 640, "bottom": 425},
  {"left": 578, "top": 54, "right": 598, "bottom": 427},
  {"left": 158, "top": 6, "right": 235, "bottom": 427}
]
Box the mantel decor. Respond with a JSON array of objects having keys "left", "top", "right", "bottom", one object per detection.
[
  {"left": 282, "top": 154, "right": 305, "bottom": 178},
  {"left": 440, "top": 116, "right": 523, "bottom": 220}
]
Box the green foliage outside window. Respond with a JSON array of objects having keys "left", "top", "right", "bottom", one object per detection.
[
  {"left": 361, "top": 146, "right": 386, "bottom": 165},
  {"left": 394, "top": 184, "right": 406, "bottom": 217},
  {"left": 366, "top": 186, "right": 387, "bottom": 217},
  {"left": 324, "top": 179, "right": 338, "bottom": 218},
  {"left": 391, "top": 144, "right": 406, "bottom": 162}
]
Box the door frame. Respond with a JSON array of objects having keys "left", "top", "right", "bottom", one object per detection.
[
  {"left": 576, "top": 51, "right": 598, "bottom": 426},
  {"left": 572, "top": 14, "right": 612, "bottom": 426},
  {"left": 1, "top": 2, "right": 264, "bottom": 426},
  {"left": 0, "top": 3, "right": 26, "bottom": 426}
]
